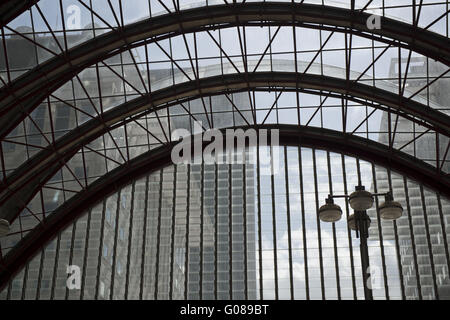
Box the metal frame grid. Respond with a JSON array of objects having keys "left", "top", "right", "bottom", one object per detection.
[
  {"left": 2, "top": 142, "right": 449, "bottom": 300},
  {"left": 0, "top": 0, "right": 449, "bottom": 300}
]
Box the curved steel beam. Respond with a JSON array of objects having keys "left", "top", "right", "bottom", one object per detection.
[
  {"left": 0, "top": 0, "right": 38, "bottom": 27},
  {"left": 0, "top": 2, "right": 449, "bottom": 140},
  {"left": 1, "top": 71, "right": 450, "bottom": 224},
  {"left": 1, "top": 124, "right": 449, "bottom": 291}
]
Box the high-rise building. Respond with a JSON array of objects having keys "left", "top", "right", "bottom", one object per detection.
[
  {"left": 0, "top": 29, "right": 257, "bottom": 300},
  {"left": 370, "top": 57, "right": 450, "bottom": 299}
]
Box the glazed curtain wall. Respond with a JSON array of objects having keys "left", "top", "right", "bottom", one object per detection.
[{"left": 1, "top": 147, "right": 449, "bottom": 300}]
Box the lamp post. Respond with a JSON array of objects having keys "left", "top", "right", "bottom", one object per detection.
[{"left": 318, "top": 185, "right": 403, "bottom": 300}]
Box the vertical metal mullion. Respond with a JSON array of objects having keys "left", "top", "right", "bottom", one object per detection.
[
  {"left": 243, "top": 160, "right": 248, "bottom": 300},
  {"left": 291, "top": 1, "right": 300, "bottom": 127},
  {"left": 268, "top": 25, "right": 273, "bottom": 71},
  {"left": 387, "top": 170, "right": 406, "bottom": 300},
  {"left": 144, "top": 42, "right": 152, "bottom": 98},
  {"left": 58, "top": 0, "right": 68, "bottom": 51},
  {"left": 436, "top": 133, "right": 440, "bottom": 174},
  {"left": 284, "top": 146, "right": 294, "bottom": 300},
  {"left": 342, "top": 32, "right": 348, "bottom": 133},
  {"left": 312, "top": 148, "right": 325, "bottom": 299},
  {"left": 139, "top": 176, "right": 150, "bottom": 300},
  {"left": 270, "top": 146, "right": 279, "bottom": 300},
  {"left": 49, "top": 232, "right": 62, "bottom": 300},
  {"left": 447, "top": 0, "right": 449, "bottom": 38},
  {"left": 65, "top": 219, "right": 78, "bottom": 300},
  {"left": 1, "top": 27, "right": 11, "bottom": 85},
  {"left": 298, "top": 146, "right": 309, "bottom": 300},
  {"left": 80, "top": 209, "right": 92, "bottom": 300},
  {"left": 37, "top": 185, "right": 45, "bottom": 221},
  {"left": 341, "top": 155, "right": 357, "bottom": 299},
  {"left": 118, "top": 0, "right": 124, "bottom": 27},
  {"left": 319, "top": 27, "right": 325, "bottom": 129},
  {"left": 327, "top": 151, "right": 341, "bottom": 300},
  {"left": 168, "top": 37, "right": 174, "bottom": 140},
  {"left": 124, "top": 182, "right": 136, "bottom": 299},
  {"left": 436, "top": 193, "right": 450, "bottom": 293},
  {"left": 57, "top": 141, "right": 69, "bottom": 296},
  {"left": 256, "top": 144, "right": 263, "bottom": 299},
  {"left": 0, "top": 142, "right": 7, "bottom": 182},
  {"left": 419, "top": 184, "right": 439, "bottom": 299},
  {"left": 6, "top": 279, "right": 11, "bottom": 300},
  {"left": 218, "top": 28, "right": 224, "bottom": 78},
  {"left": 199, "top": 164, "right": 204, "bottom": 299},
  {"left": 370, "top": 164, "right": 390, "bottom": 299},
  {"left": 124, "top": 121, "right": 130, "bottom": 162},
  {"left": 94, "top": 199, "right": 107, "bottom": 300},
  {"left": 356, "top": 158, "right": 362, "bottom": 186},
  {"left": 184, "top": 165, "right": 191, "bottom": 300},
  {"left": 109, "top": 190, "right": 122, "bottom": 300},
  {"left": 30, "top": 7, "right": 39, "bottom": 87},
  {"left": 169, "top": 167, "right": 178, "bottom": 299},
  {"left": 35, "top": 250, "right": 45, "bottom": 300},
  {"left": 213, "top": 163, "right": 218, "bottom": 300},
  {"left": 21, "top": 263, "right": 29, "bottom": 300},
  {"left": 88, "top": 0, "right": 96, "bottom": 42},
  {"left": 241, "top": 24, "right": 255, "bottom": 123},
  {"left": 18, "top": 204, "right": 24, "bottom": 242},
  {"left": 426, "top": 56, "right": 430, "bottom": 108},
  {"left": 46, "top": 97, "right": 55, "bottom": 145},
  {"left": 403, "top": 177, "right": 422, "bottom": 299},
  {"left": 22, "top": 109, "right": 30, "bottom": 161},
  {"left": 154, "top": 170, "right": 164, "bottom": 300},
  {"left": 67, "top": 46, "right": 88, "bottom": 188},
  {"left": 228, "top": 163, "right": 232, "bottom": 299}
]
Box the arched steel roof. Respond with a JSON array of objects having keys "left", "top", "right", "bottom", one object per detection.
[
  {"left": 1, "top": 2, "right": 449, "bottom": 140},
  {"left": 1, "top": 1, "right": 450, "bottom": 299},
  {"left": 0, "top": 0, "right": 38, "bottom": 28},
  {"left": 1, "top": 123, "right": 448, "bottom": 291},
  {"left": 1, "top": 71, "right": 449, "bottom": 225}
]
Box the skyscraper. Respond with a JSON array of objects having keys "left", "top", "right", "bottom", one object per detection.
[
  {"left": 370, "top": 56, "right": 450, "bottom": 299},
  {"left": 0, "top": 28, "right": 257, "bottom": 300}
]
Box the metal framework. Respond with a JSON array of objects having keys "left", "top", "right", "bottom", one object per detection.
[
  {"left": 1, "top": 123, "right": 448, "bottom": 292},
  {"left": 1, "top": 71, "right": 449, "bottom": 225},
  {"left": 0, "top": 0, "right": 449, "bottom": 300},
  {"left": 0, "top": 0, "right": 38, "bottom": 28},
  {"left": 1, "top": 2, "right": 450, "bottom": 140}
]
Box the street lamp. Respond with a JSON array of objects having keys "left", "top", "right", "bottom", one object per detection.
[
  {"left": 349, "top": 185, "right": 374, "bottom": 211},
  {"left": 318, "top": 195, "right": 342, "bottom": 222},
  {"left": 318, "top": 185, "right": 403, "bottom": 300},
  {"left": 379, "top": 192, "right": 403, "bottom": 220}
]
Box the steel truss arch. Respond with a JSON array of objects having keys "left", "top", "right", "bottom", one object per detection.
[
  {"left": 0, "top": 123, "right": 449, "bottom": 291},
  {"left": 0, "top": 0, "right": 38, "bottom": 28},
  {"left": 0, "top": 1, "right": 449, "bottom": 140},
  {"left": 1, "top": 71, "right": 450, "bottom": 224},
  {"left": 1, "top": 71, "right": 450, "bottom": 222}
]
